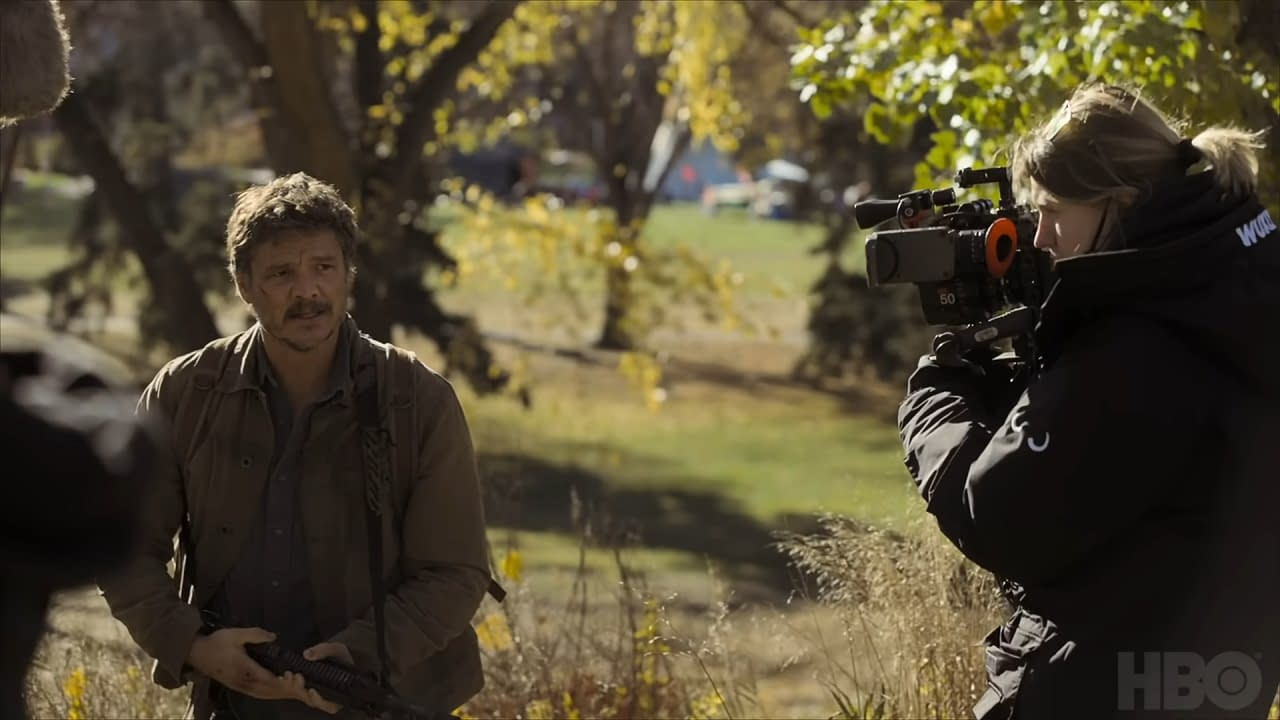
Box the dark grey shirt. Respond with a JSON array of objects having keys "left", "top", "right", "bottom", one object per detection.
[{"left": 211, "top": 325, "right": 352, "bottom": 719}]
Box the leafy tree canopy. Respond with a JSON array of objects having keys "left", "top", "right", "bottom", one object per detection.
[{"left": 792, "top": 0, "right": 1279, "bottom": 209}]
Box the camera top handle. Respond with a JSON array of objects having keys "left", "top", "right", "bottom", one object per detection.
[
  {"left": 852, "top": 166, "right": 1015, "bottom": 232},
  {"left": 955, "top": 167, "right": 1016, "bottom": 210},
  {"left": 853, "top": 188, "right": 958, "bottom": 229}
]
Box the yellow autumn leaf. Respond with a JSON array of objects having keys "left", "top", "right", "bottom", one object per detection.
[
  {"left": 350, "top": 10, "right": 368, "bottom": 33},
  {"left": 524, "top": 197, "right": 549, "bottom": 224},
  {"left": 474, "top": 613, "right": 514, "bottom": 652},
  {"left": 499, "top": 550, "right": 523, "bottom": 582},
  {"left": 525, "top": 699, "right": 554, "bottom": 720}
]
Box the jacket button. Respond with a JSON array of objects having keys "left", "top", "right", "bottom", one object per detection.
[
  {"left": 220, "top": 525, "right": 233, "bottom": 535},
  {"left": 240, "top": 456, "right": 252, "bottom": 468}
]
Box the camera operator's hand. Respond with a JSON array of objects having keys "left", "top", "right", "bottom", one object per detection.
[{"left": 908, "top": 333, "right": 1028, "bottom": 418}]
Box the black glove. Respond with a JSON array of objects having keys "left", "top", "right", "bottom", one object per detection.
[{"left": 907, "top": 332, "right": 1029, "bottom": 418}]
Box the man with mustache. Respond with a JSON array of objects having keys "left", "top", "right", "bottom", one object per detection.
[{"left": 98, "top": 173, "right": 502, "bottom": 719}]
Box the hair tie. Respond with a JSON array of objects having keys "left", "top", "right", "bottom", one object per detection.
[{"left": 1176, "top": 138, "right": 1203, "bottom": 169}]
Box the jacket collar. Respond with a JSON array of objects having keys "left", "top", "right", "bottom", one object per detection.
[
  {"left": 1033, "top": 178, "right": 1267, "bottom": 363},
  {"left": 1047, "top": 172, "right": 1256, "bottom": 302},
  {"left": 217, "top": 315, "right": 361, "bottom": 407}
]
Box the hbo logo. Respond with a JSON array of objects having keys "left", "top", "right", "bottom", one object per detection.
[{"left": 1117, "top": 651, "right": 1263, "bottom": 711}]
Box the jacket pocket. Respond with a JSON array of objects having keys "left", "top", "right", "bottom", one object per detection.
[
  {"left": 974, "top": 609, "right": 1059, "bottom": 720},
  {"left": 397, "top": 625, "right": 485, "bottom": 713},
  {"left": 975, "top": 621, "right": 1024, "bottom": 720}
]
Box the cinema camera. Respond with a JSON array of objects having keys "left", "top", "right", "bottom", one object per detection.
[{"left": 853, "top": 166, "right": 1056, "bottom": 372}]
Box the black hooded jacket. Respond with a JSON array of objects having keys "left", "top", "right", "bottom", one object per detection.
[{"left": 898, "top": 171, "right": 1280, "bottom": 719}]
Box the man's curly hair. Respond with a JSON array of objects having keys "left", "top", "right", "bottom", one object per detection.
[{"left": 225, "top": 172, "right": 359, "bottom": 279}]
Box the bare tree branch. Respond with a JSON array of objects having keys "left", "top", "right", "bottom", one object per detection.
[
  {"left": 564, "top": 21, "right": 617, "bottom": 171},
  {"left": 768, "top": 0, "right": 818, "bottom": 28},
  {"left": 53, "top": 93, "right": 219, "bottom": 352},
  {"left": 383, "top": 0, "right": 520, "bottom": 194},
  {"left": 202, "top": 0, "right": 306, "bottom": 172},
  {"left": 355, "top": 0, "right": 384, "bottom": 113},
  {"left": 738, "top": 0, "right": 800, "bottom": 50},
  {"left": 203, "top": 0, "right": 266, "bottom": 69},
  {"left": 635, "top": 122, "right": 692, "bottom": 222},
  {"left": 618, "top": 52, "right": 664, "bottom": 166}
]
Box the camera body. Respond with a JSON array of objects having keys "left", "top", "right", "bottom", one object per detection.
[{"left": 854, "top": 167, "right": 1055, "bottom": 367}]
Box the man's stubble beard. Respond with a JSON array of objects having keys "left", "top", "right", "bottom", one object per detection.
[
  {"left": 265, "top": 317, "right": 339, "bottom": 353},
  {"left": 252, "top": 298, "right": 342, "bottom": 353}
]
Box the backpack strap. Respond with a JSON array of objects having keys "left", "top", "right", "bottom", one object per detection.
[
  {"left": 352, "top": 350, "right": 395, "bottom": 692},
  {"left": 353, "top": 338, "right": 508, "bottom": 696}
]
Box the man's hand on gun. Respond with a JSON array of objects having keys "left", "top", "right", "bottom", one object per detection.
[
  {"left": 186, "top": 627, "right": 347, "bottom": 714},
  {"left": 297, "top": 642, "right": 357, "bottom": 713}
]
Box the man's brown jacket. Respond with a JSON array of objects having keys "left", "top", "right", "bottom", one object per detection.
[{"left": 98, "top": 317, "right": 493, "bottom": 716}]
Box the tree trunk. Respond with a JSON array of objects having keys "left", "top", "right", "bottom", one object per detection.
[
  {"left": 258, "top": 1, "right": 358, "bottom": 194},
  {"left": 355, "top": 0, "right": 519, "bottom": 343},
  {"left": 597, "top": 264, "right": 637, "bottom": 351},
  {"left": 202, "top": 0, "right": 309, "bottom": 174},
  {"left": 53, "top": 93, "right": 219, "bottom": 354},
  {"left": 352, "top": 239, "right": 392, "bottom": 342},
  {"left": 1239, "top": 0, "right": 1280, "bottom": 66},
  {"left": 592, "top": 122, "right": 689, "bottom": 351},
  {"left": 0, "top": 125, "right": 21, "bottom": 216},
  {"left": 596, "top": 177, "right": 640, "bottom": 350}
]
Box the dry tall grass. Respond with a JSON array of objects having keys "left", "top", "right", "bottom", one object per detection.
[
  {"left": 24, "top": 511, "right": 1005, "bottom": 720},
  {"left": 25, "top": 513, "right": 1279, "bottom": 719},
  {"left": 775, "top": 514, "right": 1006, "bottom": 719},
  {"left": 461, "top": 514, "right": 758, "bottom": 720},
  {"left": 24, "top": 634, "right": 188, "bottom": 719}
]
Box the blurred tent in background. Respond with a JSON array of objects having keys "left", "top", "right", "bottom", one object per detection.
[{"left": 657, "top": 140, "right": 740, "bottom": 203}]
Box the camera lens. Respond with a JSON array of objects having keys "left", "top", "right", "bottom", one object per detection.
[{"left": 984, "top": 218, "right": 1017, "bottom": 279}]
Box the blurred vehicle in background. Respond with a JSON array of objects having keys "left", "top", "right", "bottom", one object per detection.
[
  {"left": 531, "top": 149, "right": 605, "bottom": 206},
  {"left": 699, "top": 158, "right": 814, "bottom": 221},
  {"left": 446, "top": 144, "right": 606, "bottom": 206}
]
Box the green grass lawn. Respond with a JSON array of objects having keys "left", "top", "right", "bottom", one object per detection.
[
  {"left": 465, "top": 379, "right": 913, "bottom": 528},
  {"left": 643, "top": 204, "right": 832, "bottom": 297},
  {"left": 0, "top": 244, "right": 73, "bottom": 283},
  {"left": 436, "top": 338, "right": 921, "bottom": 596},
  {"left": 1, "top": 174, "right": 83, "bottom": 282}
]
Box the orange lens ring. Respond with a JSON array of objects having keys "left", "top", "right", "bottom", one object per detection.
[{"left": 985, "top": 218, "right": 1017, "bottom": 278}]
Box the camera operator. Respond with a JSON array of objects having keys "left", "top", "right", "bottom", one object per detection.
[{"left": 898, "top": 83, "right": 1278, "bottom": 718}]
